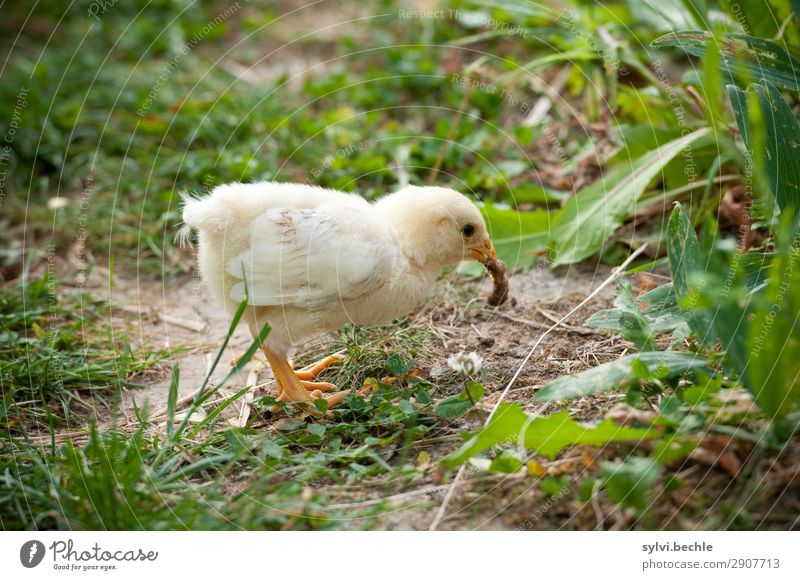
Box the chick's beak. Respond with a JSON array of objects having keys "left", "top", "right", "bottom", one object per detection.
[{"left": 469, "top": 238, "right": 497, "bottom": 265}]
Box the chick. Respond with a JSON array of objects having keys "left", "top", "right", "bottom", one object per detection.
[{"left": 181, "top": 182, "right": 496, "bottom": 408}]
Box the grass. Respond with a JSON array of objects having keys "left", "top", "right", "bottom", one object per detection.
[
  {"left": 0, "top": 276, "right": 173, "bottom": 430},
  {"left": 1, "top": 0, "right": 799, "bottom": 530},
  {"left": 1, "top": 308, "right": 447, "bottom": 530}
]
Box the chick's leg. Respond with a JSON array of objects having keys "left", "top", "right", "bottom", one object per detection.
[{"left": 262, "top": 347, "right": 349, "bottom": 408}]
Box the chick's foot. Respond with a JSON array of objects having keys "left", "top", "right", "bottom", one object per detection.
[
  {"left": 294, "top": 353, "right": 344, "bottom": 380},
  {"left": 262, "top": 347, "right": 362, "bottom": 412}
]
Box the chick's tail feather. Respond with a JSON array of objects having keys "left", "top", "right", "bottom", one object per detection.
[
  {"left": 176, "top": 189, "right": 227, "bottom": 247},
  {"left": 175, "top": 191, "right": 196, "bottom": 247}
]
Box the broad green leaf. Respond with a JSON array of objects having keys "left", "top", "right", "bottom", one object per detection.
[
  {"left": 434, "top": 382, "right": 485, "bottom": 418},
  {"left": 627, "top": 0, "right": 704, "bottom": 30},
  {"left": 489, "top": 449, "right": 524, "bottom": 473},
  {"left": 585, "top": 282, "right": 656, "bottom": 350},
  {"left": 728, "top": 81, "right": 800, "bottom": 213},
  {"left": 495, "top": 159, "right": 528, "bottom": 180},
  {"left": 540, "top": 475, "right": 570, "bottom": 497},
  {"left": 439, "top": 405, "right": 660, "bottom": 468},
  {"left": 535, "top": 351, "right": 709, "bottom": 402},
  {"left": 666, "top": 204, "right": 717, "bottom": 342},
  {"left": 689, "top": 270, "right": 753, "bottom": 381},
  {"left": 719, "top": 0, "right": 779, "bottom": 38},
  {"left": 384, "top": 353, "right": 415, "bottom": 377},
  {"left": 636, "top": 283, "right": 677, "bottom": 310},
  {"left": 652, "top": 434, "right": 698, "bottom": 464},
  {"left": 653, "top": 32, "right": 800, "bottom": 91},
  {"left": 313, "top": 397, "right": 329, "bottom": 413},
  {"left": 739, "top": 252, "right": 776, "bottom": 290},
  {"left": 701, "top": 31, "right": 723, "bottom": 129},
  {"left": 682, "top": 373, "right": 722, "bottom": 405},
  {"left": 307, "top": 423, "right": 326, "bottom": 438},
  {"left": 680, "top": 0, "right": 709, "bottom": 30},
  {"left": 601, "top": 456, "right": 661, "bottom": 512},
  {"left": 667, "top": 205, "right": 751, "bottom": 376},
  {"left": 504, "top": 183, "right": 566, "bottom": 206},
  {"left": 549, "top": 128, "right": 711, "bottom": 265},
  {"left": 667, "top": 205, "right": 704, "bottom": 299},
  {"left": 461, "top": 202, "right": 551, "bottom": 275},
  {"left": 637, "top": 283, "right": 689, "bottom": 334},
  {"left": 609, "top": 125, "right": 684, "bottom": 163},
  {"left": 261, "top": 438, "right": 284, "bottom": 460},
  {"left": 746, "top": 251, "right": 800, "bottom": 420}
]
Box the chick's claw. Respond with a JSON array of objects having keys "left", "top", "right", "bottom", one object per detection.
[
  {"left": 316, "top": 381, "right": 373, "bottom": 409},
  {"left": 294, "top": 353, "right": 344, "bottom": 380},
  {"left": 300, "top": 379, "right": 336, "bottom": 392}
]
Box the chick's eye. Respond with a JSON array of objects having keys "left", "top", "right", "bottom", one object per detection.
[{"left": 462, "top": 224, "right": 475, "bottom": 237}]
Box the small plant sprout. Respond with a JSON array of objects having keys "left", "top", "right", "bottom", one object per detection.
[{"left": 447, "top": 351, "right": 484, "bottom": 378}]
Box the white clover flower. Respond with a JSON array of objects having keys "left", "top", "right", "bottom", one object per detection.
[{"left": 447, "top": 351, "right": 483, "bottom": 377}]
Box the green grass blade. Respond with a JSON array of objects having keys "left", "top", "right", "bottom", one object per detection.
[{"left": 166, "top": 364, "right": 179, "bottom": 438}]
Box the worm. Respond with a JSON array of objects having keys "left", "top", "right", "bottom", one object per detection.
[{"left": 485, "top": 257, "right": 509, "bottom": 306}]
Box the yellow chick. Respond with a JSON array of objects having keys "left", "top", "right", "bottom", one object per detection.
[{"left": 181, "top": 182, "right": 495, "bottom": 408}]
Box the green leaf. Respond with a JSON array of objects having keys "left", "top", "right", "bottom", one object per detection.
[
  {"left": 667, "top": 205, "right": 704, "bottom": 299},
  {"left": 719, "top": 0, "right": 779, "bottom": 38},
  {"left": 601, "top": 456, "right": 661, "bottom": 512},
  {"left": 434, "top": 382, "right": 485, "bottom": 417},
  {"left": 549, "top": 128, "right": 711, "bottom": 265},
  {"left": 701, "top": 30, "right": 723, "bottom": 129},
  {"left": 739, "top": 252, "right": 776, "bottom": 290},
  {"left": 637, "top": 284, "right": 690, "bottom": 334},
  {"left": 653, "top": 32, "right": 800, "bottom": 91},
  {"left": 307, "top": 423, "right": 326, "bottom": 438},
  {"left": 313, "top": 397, "right": 329, "bottom": 413},
  {"left": 261, "top": 438, "right": 284, "bottom": 460},
  {"left": 540, "top": 475, "right": 570, "bottom": 497},
  {"left": 666, "top": 204, "right": 718, "bottom": 344},
  {"left": 384, "top": 353, "right": 415, "bottom": 377},
  {"left": 398, "top": 399, "right": 415, "bottom": 416},
  {"left": 504, "top": 183, "right": 567, "bottom": 206},
  {"left": 609, "top": 125, "right": 684, "bottom": 163},
  {"left": 667, "top": 204, "right": 751, "bottom": 376},
  {"left": 585, "top": 282, "right": 656, "bottom": 350},
  {"left": 631, "top": 358, "right": 652, "bottom": 380},
  {"left": 728, "top": 81, "right": 800, "bottom": 213},
  {"left": 489, "top": 449, "right": 524, "bottom": 473},
  {"left": 746, "top": 251, "right": 800, "bottom": 420},
  {"left": 682, "top": 373, "right": 722, "bottom": 405},
  {"left": 495, "top": 159, "right": 528, "bottom": 180},
  {"left": 652, "top": 434, "right": 698, "bottom": 464},
  {"left": 462, "top": 202, "right": 551, "bottom": 276},
  {"left": 535, "top": 352, "right": 709, "bottom": 402},
  {"left": 680, "top": 0, "right": 709, "bottom": 29},
  {"left": 439, "top": 405, "right": 659, "bottom": 468}
]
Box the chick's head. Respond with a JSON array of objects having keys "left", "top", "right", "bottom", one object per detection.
[{"left": 376, "top": 186, "right": 495, "bottom": 272}]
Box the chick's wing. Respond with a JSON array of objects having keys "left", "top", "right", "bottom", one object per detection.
[{"left": 226, "top": 206, "right": 396, "bottom": 308}]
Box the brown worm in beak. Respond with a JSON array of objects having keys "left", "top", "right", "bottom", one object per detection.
[{"left": 484, "top": 256, "right": 509, "bottom": 306}]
